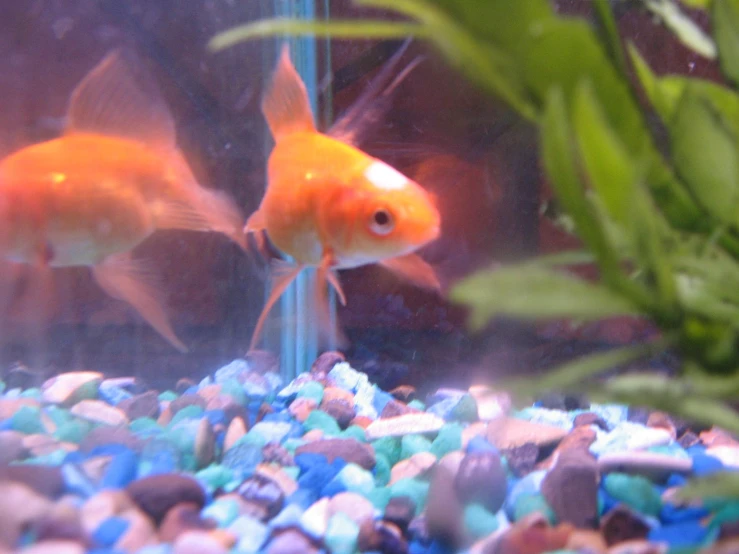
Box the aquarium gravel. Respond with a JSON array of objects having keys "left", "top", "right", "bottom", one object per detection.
[{"left": 1, "top": 354, "right": 739, "bottom": 554}]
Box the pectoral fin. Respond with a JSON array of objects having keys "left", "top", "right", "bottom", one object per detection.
[
  {"left": 315, "top": 251, "right": 348, "bottom": 349},
  {"left": 378, "top": 253, "right": 441, "bottom": 292},
  {"left": 249, "top": 260, "right": 304, "bottom": 351},
  {"left": 92, "top": 253, "right": 187, "bottom": 353}
]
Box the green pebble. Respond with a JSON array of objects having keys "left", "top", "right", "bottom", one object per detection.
[
  {"left": 159, "top": 390, "right": 178, "bottom": 402},
  {"left": 129, "top": 417, "right": 161, "bottom": 434},
  {"left": 304, "top": 410, "right": 341, "bottom": 436},
  {"left": 283, "top": 466, "right": 300, "bottom": 481},
  {"left": 20, "top": 388, "right": 42, "bottom": 400},
  {"left": 282, "top": 438, "right": 303, "bottom": 454},
  {"left": 53, "top": 420, "right": 90, "bottom": 443},
  {"left": 324, "top": 512, "right": 359, "bottom": 554},
  {"left": 709, "top": 502, "right": 739, "bottom": 528},
  {"left": 11, "top": 405, "right": 44, "bottom": 434},
  {"left": 647, "top": 444, "right": 690, "bottom": 458},
  {"left": 297, "top": 381, "right": 324, "bottom": 404},
  {"left": 513, "top": 493, "right": 557, "bottom": 524},
  {"left": 221, "top": 379, "right": 246, "bottom": 405},
  {"left": 464, "top": 503, "right": 499, "bottom": 539},
  {"left": 241, "top": 429, "right": 269, "bottom": 448},
  {"left": 341, "top": 425, "right": 367, "bottom": 442},
  {"left": 401, "top": 434, "right": 433, "bottom": 459},
  {"left": 46, "top": 405, "right": 73, "bottom": 426},
  {"left": 168, "top": 427, "right": 195, "bottom": 454},
  {"left": 373, "top": 437, "right": 401, "bottom": 465},
  {"left": 169, "top": 405, "right": 204, "bottom": 426},
  {"left": 603, "top": 473, "right": 661, "bottom": 518},
  {"left": 366, "top": 487, "right": 392, "bottom": 512},
  {"left": 430, "top": 423, "right": 463, "bottom": 458},
  {"left": 196, "top": 464, "right": 235, "bottom": 490},
  {"left": 389, "top": 478, "right": 429, "bottom": 515},
  {"left": 373, "top": 453, "right": 391, "bottom": 487},
  {"left": 338, "top": 463, "right": 375, "bottom": 495},
  {"left": 0, "top": 381, "right": 5, "bottom": 394},
  {"left": 408, "top": 399, "right": 425, "bottom": 411},
  {"left": 451, "top": 394, "right": 478, "bottom": 422}
]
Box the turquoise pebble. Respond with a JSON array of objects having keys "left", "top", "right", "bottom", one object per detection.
[
  {"left": 0, "top": 381, "right": 5, "bottom": 394},
  {"left": 603, "top": 473, "right": 662, "bottom": 517},
  {"left": 24, "top": 450, "right": 68, "bottom": 466},
  {"left": 464, "top": 503, "right": 499, "bottom": 539},
  {"left": 169, "top": 405, "right": 204, "bottom": 425},
  {"left": 221, "top": 379, "right": 247, "bottom": 405},
  {"left": 297, "top": 381, "right": 324, "bottom": 404},
  {"left": 401, "top": 434, "right": 433, "bottom": 459},
  {"left": 196, "top": 464, "right": 234, "bottom": 490},
  {"left": 374, "top": 453, "right": 391, "bottom": 487},
  {"left": 341, "top": 425, "right": 367, "bottom": 442},
  {"left": 430, "top": 423, "right": 463, "bottom": 458},
  {"left": 129, "top": 417, "right": 161, "bottom": 434},
  {"left": 336, "top": 463, "right": 374, "bottom": 495},
  {"left": 324, "top": 512, "right": 360, "bottom": 554},
  {"left": 158, "top": 391, "right": 178, "bottom": 402},
  {"left": 389, "top": 478, "right": 429, "bottom": 515},
  {"left": 46, "top": 405, "right": 72, "bottom": 426},
  {"left": 407, "top": 399, "right": 425, "bottom": 411},
  {"left": 241, "top": 429, "right": 269, "bottom": 448},
  {"left": 709, "top": 502, "right": 739, "bottom": 526},
  {"left": 451, "top": 394, "right": 478, "bottom": 422},
  {"left": 282, "top": 438, "right": 303, "bottom": 454},
  {"left": 54, "top": 420, "right": 90, "bottom": 443},
  {"left": 513, "top": 493, "right": 556, "bottom": 524},
  {"left": 11, "top": 405, "right": 44, "bottom": 434},
  {"left": 19, "top": 388, "right": 42, "bottom": 400},
  {"left": 373, "top": 437, "right": 401, "bottom": 465},
  {"left": 304, "top": 410, "right": 341, "bottom": 436},
  {"left": 202, "top": 499, "right": 240, "bottom": 527},
  {"left": 366, "top": 487, "right": 391, "bottom": 511}
]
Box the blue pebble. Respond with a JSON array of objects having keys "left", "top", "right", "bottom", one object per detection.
[
  {"left": 214, "top": 359, "right": 250, "bottom": 384},
  {"left": 261, "top": 411, "right": 293, "bottom": 424},
  {"left": 203, "top": 409, "right": 226, "bottom": 427},
  {"left": 427, "top": 397, "right": 460, "bottom": 419},
  {"left": 286, "top": 488, "right": 318, "bottom": 510},
  {"left": 89, "top": 444, "right": 132, "bottom": 458},
  {"left": 372, "top": 389, "right": 393, "bottom": 414},
  {"left": 98, "top": 382, "right": 133, "bottom": 405},
  {"left": 598, "top": 488, "right": 623, "bottom": 516},
  {"left": 295, "top": 453, "right": 328, "bottom": 474},
  {"left": 184, "top": 385, "right": 199, "bottom": 396},
  {"left": 221, "top": 443, "right": 263, "bottom": 477},
  {"left": 467, "top": 435, "right": 498, "bottom": 454},
  {"left": 297, "top": 458, "right": 346, "bottom": 492},
  {"left": 667, "top": 473, "right": 688, "bottom": 488},
  {"left": 648, "top": 520, "right": 708, "bottom": 547},
  {"left": 692, "top": 453, "right": 724, "bottom": 477},
  {"left": 504, "top": 470, "right": 546, "bottom": 519},
  {"left": 136, "top": 545, "right": 173, "bottom": 554},
  {"left": 93, "top": 517, "right": 130, "bottom": 547},
  {"left": 63, "top": 451, "right": 87, "bottom": 464},
  {"left": 660, "top": 502, "right": 709, "bottom": 524},
  {"left": 321, "top": 479, "right": 346, "bottom": 497},
  {"left": 250, "top": 421, "right": 293, "bottom": 443},
  {"left": 62, "top": 464, "right": 96, "bottom": 497},
  {"left": 101, "top": 449, "right": 138, "bottom": 489},
  {"left": 0, "top": 420, "right": 13, "bottom": 431}
]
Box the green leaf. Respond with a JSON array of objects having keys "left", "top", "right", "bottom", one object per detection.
[
  {"left": 593, "top": 0, "right": 629, "bottom": 76},
  {"left": 499, "top": 342, "right": 666, "bottom": 401},
  {"left": 644, "top": 0, "right": 717, "bottom": 58},
  {"left": 713, "top": 0, "right": 739, "bottom": 85},
  {"left": 208, "top": 19, "right": 426, "bottom": 51},
  {"left": 670, "top": 87, "right": 739, "bottom": 224},
  {"left": 677, "top": 472, "right": 739, "bottom": 502},
  {"left": 680, "top": 0, "right": 712, "bottom": 7},
  {"left": 449, "top": 265, "right": 638, "bottom": 330}
]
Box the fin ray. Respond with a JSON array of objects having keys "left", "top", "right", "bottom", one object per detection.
[
  {"left": 262, "top": 44, "right": 316, "bottom": 141},
  {"left": 249, "top": 261, "right": 304, "bottom": 351},
  {"left": 66, "top": 49, "right": 176, "bottom": 149},
  {"left": 378, "top": 253, "right": 441, "bottom": 291},
  {"left": 92, "top": 252, "right": 187, "bottom": 352}
]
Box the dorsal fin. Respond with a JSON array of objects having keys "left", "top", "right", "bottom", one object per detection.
[
  {"left": 261, "top": 44, "right": 316, "bottom": 142},
  {"left": 65, "top": 49, "right": 177, "bottom": 150}
]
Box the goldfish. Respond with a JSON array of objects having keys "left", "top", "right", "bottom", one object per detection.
[
  {"left": 245, "top": 44, "right": 442, "bottom": 350},
  {"left": 0, "top": 49, "right": 247, "bottom": 352}
]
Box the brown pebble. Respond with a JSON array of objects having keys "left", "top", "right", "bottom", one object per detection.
[
  {"left": 175, "top": 378, "right": 197, "bottom": 395},
  {"left": 380, "top": 399, "right": 417, "bottom": 419},
  {"left": 115, "top": 508, "right": 157, "bottom": 552},
  {"left": 425, "top": 464, "right": 464, "bottom": 548},
  {"left": 33, "top": 501, "right": 89, "bottom": 546},
  {"left": 384, "top": 496, "right": 416, "bottom": 532},
  {"left": 0, "top": 431, "right": 27, "bottom": 465},
  {"left": 237, "top": 475, "right": 285, "bottom": 521},
  {"left": 0, "top": 464, "right": 65, "bottom": 499},
  {"left": 198, "top": 385, "right": 223, "bottom": 404},
  {"left": 159, "top": 502, "right": 217, "bottom": 543},
  {"left": 118, "top": 391, "right": 160, "bottom": 421},
  {"left": 262, "top": 442, "right": 295, "bottom": 466},
  {"left": 311, "top": 351, "right": 345, "bottom": 376},
  {"left": 389, "top": 385, "right": 416, "bottom": 403},
  {"left": 358, "top": 519, "right": 408, "bottom": 554},
  {"left": 256, "top": 402, "right": 275, "bottom": 424},
  {"left": 0, "top": 481, "right": 52, "bottom": 547},
  {"left": 169, "top": 394, "right": 206, "bottom": 416},
  {"left": 295, "top": 438, "right": 375, "bottom": 470},
  {"left": 321, "top": 399, "right": 355, "bottom": 429},
  {"left": 601, "top": 505, "right": 650, "bottom": 546},
  {"left": 266, "top": 527, "right": 320, "bottom": 554},
  {"left": 127, "top": 474, "right": 206, "bottom": 525},
  {"left": 573, "top": 412, "right": 609, "bottom": 431},
  {"left": 566, "top": 529, "right": 608, "bottom": 552},
  {"left": 80, "top": 426, "right": 143, "bottom": 454},
  {"left": 503, "top": 443, "right": 540, "bottom": 478},
  {"left": 195, "top": 418, "right": 216, "bottom": 469},
  {"left": 454, "top": 451, "right": 507, "bottom": 514},
  {"left": 541, "top": 449, "right": 599, "bottom": 529},
  {"left": 678, "top": 431, "right": 700, "bottom": 449}
]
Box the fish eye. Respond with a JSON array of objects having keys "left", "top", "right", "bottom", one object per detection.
[{"left": 369, "top": 208, "right": 394, "bottom": 235}]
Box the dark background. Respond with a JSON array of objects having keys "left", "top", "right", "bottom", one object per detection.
[{"left": 0, "top": 0, "right": 722, "bottom": 393}]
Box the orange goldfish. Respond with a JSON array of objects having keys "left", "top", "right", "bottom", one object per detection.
[
  {"left": 0, "top": 50, "right": 247, "bottom": 352},
  {"left": 245, "top": 44, "right": 442, "bottom": 350}
]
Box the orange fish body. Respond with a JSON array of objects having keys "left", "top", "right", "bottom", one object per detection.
[
  {"left": 245, "top": 45, "right": 441, "bottom": 350},
  {"left": 0, "top": 50, "right": 247, "bottom": 352}
]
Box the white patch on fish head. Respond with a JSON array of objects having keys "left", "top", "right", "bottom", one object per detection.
[{"left": 364, "top": 160, "right": 409, "bottom": 191}]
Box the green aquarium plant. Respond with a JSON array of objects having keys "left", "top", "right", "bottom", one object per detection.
[{"left": 211, "top": 0, "right": 739, "bottom": 497}]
